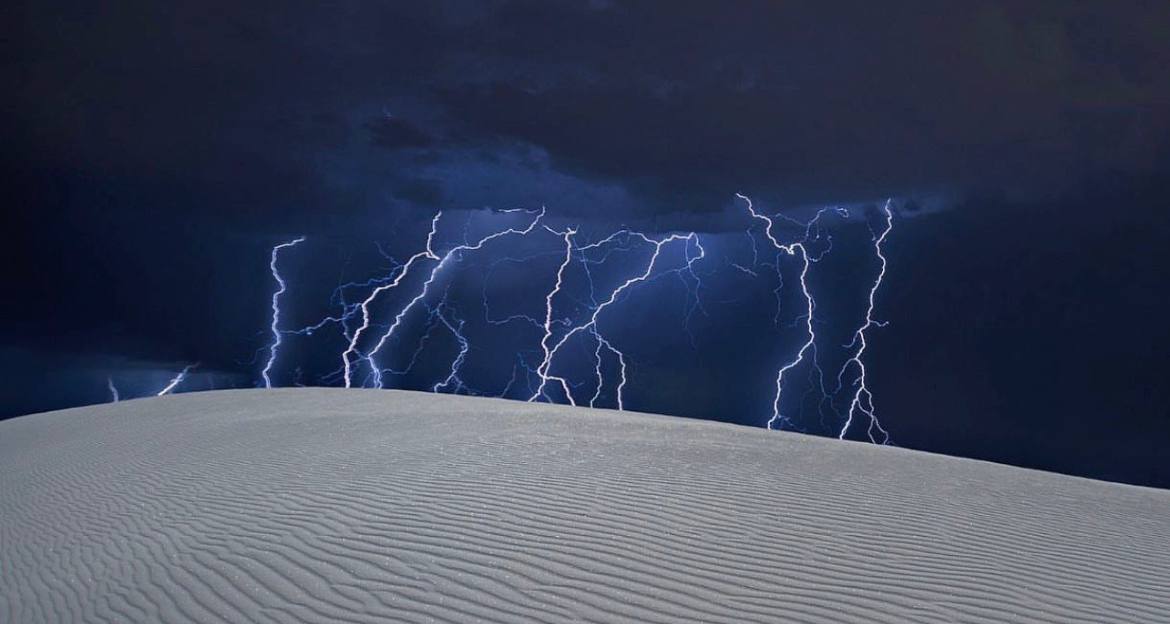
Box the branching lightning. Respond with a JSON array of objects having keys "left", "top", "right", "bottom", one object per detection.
[
  {"left": 431, "top": 298, "right": 470, "bottom": 394},
  {"left": 530, "top": 224, "right": 578, "bottom": 403},
  {"left": 261, "top": 236, "right": 306, "bottom": 388},
  {"left": 528, "top": 230, "right": 702, "bottom": 408},
  {"left": 737, "top": 193, "right": 819, "bottom": 431},
  {"left": 342, "top": 211, "right": 442, "bottom": 388},
  {"left": 362, "top": 208, "right": 546, "bottom": 389},
  {"left": 737, "top": 193, "right": 895, "bottom": 439},
  {"left": 110, "top": 195, "right": 899, "bottom": 447},
  {"left": 836, "top": 200, "right": 894, "bottom": 443}
]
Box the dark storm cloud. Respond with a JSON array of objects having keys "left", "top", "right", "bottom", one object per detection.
[
  {"left": 390, "top": 177, "right": 444, "bottom": 207},
  {"left": 4, "top": 0, "right": 1166, "bottom": 365},
  {"left": 367, "top": 117, "right": 436, "bottom": 150},
  {"left": 8, "top": 1, "right": 1170, "bottom": 225},
  {"left": 430, "top": 1, "right": 1170, "bottom": 208}
]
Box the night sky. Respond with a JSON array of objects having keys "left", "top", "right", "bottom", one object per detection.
[{"left": 4, "top": 1, "right": 1169, "bottom": 488}]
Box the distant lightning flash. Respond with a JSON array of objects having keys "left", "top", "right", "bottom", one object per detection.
[
  {"left": 157, "top": 363, "right": 198, "bottom": 396},
  {"left": 837, "top": 200, "right": 895, "bottom": 443},
  {"left": 261, "top": 236, "right": 306, "bottom": 388}
]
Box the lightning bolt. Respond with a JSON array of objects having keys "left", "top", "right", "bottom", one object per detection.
[
  {"left": 231, "top": 196, "right": 895, "bottom": 445},
  {"left": 529, "top": 230, "right": 701, "bottom": 409},
  {"left": 261, "top": 236, "right": 306, "bottom": 388},
  {"left": 837, "top": 200, "right": 894, "bottom": 443},
  {"left": 736, "top": 193, "right": 819, "bottom": 430},
  {"left": 371, "top": 303, "right": 446, "bottom": 383},
  {"left": 769, "top": 245, "right": 816, "bottom": 431},
  {"left": 157, "top": 363, "right": 198, "bottom": 396},
  {"left": 530, "top": 225, "right": 578, "bottom": 403},
  {"left": 431, "top": 298, "right": 471, "bottom": 394},
  {"left": 351, "top": 209, "right": 546, "bottom": 389},
  {"left": 588, "top": 328, "right": 626, "bottom": 408},
  {"left": 341, "top": 211, "right": 442, "bottom": 388}
]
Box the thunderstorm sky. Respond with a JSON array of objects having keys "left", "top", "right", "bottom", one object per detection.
[{"left": 3, "top": 1, "right": 1170, "bottom": 488}]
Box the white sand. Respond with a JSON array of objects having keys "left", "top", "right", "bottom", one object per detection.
[{"left": 1, "top": 389, "right": 1167, "bottom": 623}]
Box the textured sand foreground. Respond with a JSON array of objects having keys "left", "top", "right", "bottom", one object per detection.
[{"left": 1, "top": 389, "right": 1167, "bottom": 623}]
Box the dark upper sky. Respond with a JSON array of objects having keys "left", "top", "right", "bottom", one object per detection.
[{"left": 3, "top": 1, "right": 1169, "bottom": 487}]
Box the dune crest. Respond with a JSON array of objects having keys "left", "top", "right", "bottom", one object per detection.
[{"left": 2, "top": 389, "right": 1167, "bottom": 623}]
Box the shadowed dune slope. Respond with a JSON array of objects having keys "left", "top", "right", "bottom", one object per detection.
[{"left": 1, "top": 389, "right": 1168, "bottom": 623}]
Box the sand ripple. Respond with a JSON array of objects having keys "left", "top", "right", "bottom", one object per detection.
[{"left": 2, "top": 389, "right": 1167, "bottom": 623}]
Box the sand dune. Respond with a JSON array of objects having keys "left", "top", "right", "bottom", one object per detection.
[{"left": 1, "top": 389, "right": 1167, "bottom": 623}]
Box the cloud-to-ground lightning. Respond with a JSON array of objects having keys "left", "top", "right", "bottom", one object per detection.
[
  {"left": 223, "top": 196, "right": 899, "bottom": 445},
  {"left": 528, "top": 229, "right": 703, "bottom": 408},
  {"left": 360, "top": 209, "right": 547, "bottom": 386},
  {"left": 332, "top": 209, "right": 549, "bottom": 389},
  {"left": 737, "top": 193, "right": 819, "bottom": 431},
  {"left": 837, "top": 200, "right": 895, "bottom": 443},
  {"left": 588, "top": 328, "right": 626, "bottom": 408},
  {"left": 362, "top": 208, "right": 547, "bottom": 389},
  {"left": 88, "top": 183, "right": 898, "bottom": 445},
  {"left": 530, "top": 224, "right": 578, "bottom": 403},
  {"left": 157, "top": 363, "right": 198, "bottom": 396},
  {"left": 261, "top": 236, "right": 306, "bottom": 388},
  {"left": 341, "top": 211, "right": 442, "bottom": 388},
  {"left": 431, "top": 299, "right": 470, "bottom": 394},
  {"left": 733, "top": 193, "right": 897, "bottom": 436}
]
